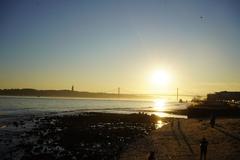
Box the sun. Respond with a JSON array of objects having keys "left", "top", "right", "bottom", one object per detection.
[{"left": 150, "top": 70, "right": 170, "bottom": 86}]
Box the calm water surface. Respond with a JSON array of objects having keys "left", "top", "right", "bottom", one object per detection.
[{"left": 0, "top": 96, "right": 190, "bottom": 118}]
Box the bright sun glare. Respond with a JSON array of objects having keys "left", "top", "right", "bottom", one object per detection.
[
  {"left": 154, "top": 99, "right": 166, "bottom": 111},
  {"left": 151, "top": 70, "right": 170, "bottom": 86}
]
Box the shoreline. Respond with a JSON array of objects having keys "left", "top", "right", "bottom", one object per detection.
[{"left": 164, "top": 107, "right": 240, "bottom": 119}]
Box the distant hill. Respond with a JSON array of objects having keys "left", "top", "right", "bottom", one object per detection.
[{"left": 0, "top": 88, "right": 147, "bottom": 99}]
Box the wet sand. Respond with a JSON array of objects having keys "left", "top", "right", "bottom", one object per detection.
[{"left": 120, "top": 118, "right": 240, "bottom": 160}]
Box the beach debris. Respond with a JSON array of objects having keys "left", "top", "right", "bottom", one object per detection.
[
  {"left": 0, "top": 124, "right": 7, "bottom": 129},
  {"left": 1, "top": 113, "right": 159, "bottom": 160}
]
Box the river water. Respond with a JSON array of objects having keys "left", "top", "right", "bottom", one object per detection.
[{"left": 0, "top": 96, "right": 190, "bottom": 119}]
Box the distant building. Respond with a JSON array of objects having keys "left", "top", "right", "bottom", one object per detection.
[
  {"left": 71, "top": 85, "right": 74, "bottom": 91},
  {"left": 207, "top": 91, "right": 240, "bottom": 102}
]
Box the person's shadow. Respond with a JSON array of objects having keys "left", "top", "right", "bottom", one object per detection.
[{"left": 214, "top": 125, "right": 240, "bottom": 141}]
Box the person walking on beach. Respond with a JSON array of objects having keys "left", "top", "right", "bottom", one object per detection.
[
  {"left": 210, "top": 114, "right": 216, "bottom": 128},
  {"left": 200, "top": 137, "right": 208, "bottom": 160}
]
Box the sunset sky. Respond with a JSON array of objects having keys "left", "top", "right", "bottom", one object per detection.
[{"left": 1, "top": 0, "right": 240, "bottom": 95}]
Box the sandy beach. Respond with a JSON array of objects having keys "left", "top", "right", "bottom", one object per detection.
[{"left": 120, "top": 118, "right": 240, "bottom": 160}]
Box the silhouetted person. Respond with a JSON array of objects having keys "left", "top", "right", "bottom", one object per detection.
[
  {"left": 148, "top": 151, "right": 156, "bottom": 160},
  {"left": 200, "top": 137, "right": 208, "bottom": 160},
  {"left": 179, "top": 99, "right": 183, "bottom": 103},
  {"left": 210, "top": 114, "right": 216, "bottom": 128}
]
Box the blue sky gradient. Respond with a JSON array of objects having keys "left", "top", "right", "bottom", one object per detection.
[{"left": 1, "top": 0, "right": 240, "bottom": 94}]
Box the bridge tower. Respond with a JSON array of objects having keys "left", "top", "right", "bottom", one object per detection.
[
  {"left": 177, "top": 88, "right": 179, "bottom": 101},
  {"left": 118, "top": 87, "right": 120, "bottom": 96}
]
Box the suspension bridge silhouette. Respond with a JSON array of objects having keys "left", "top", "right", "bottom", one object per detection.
[{"left": 101, "top": 87, "right": 205, "bottom": 99}]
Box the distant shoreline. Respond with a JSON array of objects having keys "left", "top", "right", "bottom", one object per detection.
[
  {"left": 0, "top": 88, "right": 150, "bottom": 99},
  {"left": 167, "top": 106, "right": 240, "bottom": 118},
  {"left": 0, "top": 88, "right": 195, "bottom": 100}
]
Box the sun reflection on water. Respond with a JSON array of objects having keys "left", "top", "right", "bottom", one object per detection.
[
  {"left": 152, "top": 99, "right": 188, "bottom": 118},
  {"left": 155, "top": 120, "right": 167, "bottom": 129},
  {"left": 154, "top": 99, "right": 166, "bottom": 111}
]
